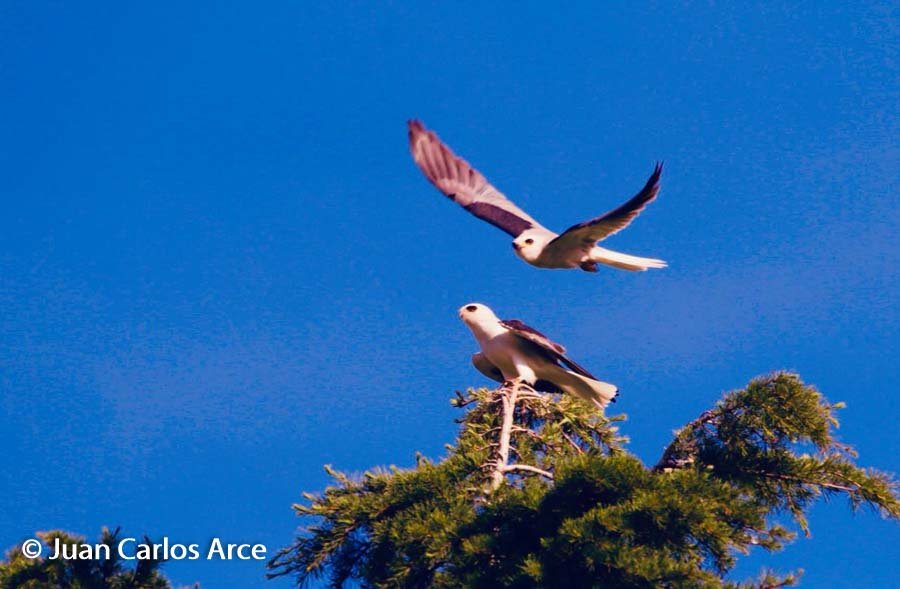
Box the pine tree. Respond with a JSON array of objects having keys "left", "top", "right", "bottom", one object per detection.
[
  {"left": 0, "top": 528, "right": 193, "bottom": 589},
  {"left": 267, "top": 372, "right": 898, "bottom": 588}
]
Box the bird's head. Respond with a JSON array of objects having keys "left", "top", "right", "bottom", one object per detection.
[
  {"left": 511, "top": 230, "right": 548, "bottom": 263},
  {"left": 458, "top": 303, "right": 501, "bottom": 331}
]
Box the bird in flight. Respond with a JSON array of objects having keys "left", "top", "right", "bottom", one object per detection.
[
  {"left": 409, "top": 120, "right": 666, "bottom": 272},
  {"left": 459, "top": 303, "right": 618, "bottom": 409}
]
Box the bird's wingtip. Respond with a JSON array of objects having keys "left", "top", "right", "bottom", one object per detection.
[
  {"left": 407, "top": 119, "right": 426, "bottom": 135},
  {"left": 407, "top": 119, "right": 427, "bottom": 149}
]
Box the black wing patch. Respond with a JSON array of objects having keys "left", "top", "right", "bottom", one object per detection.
[
  {"left": 500, "top": 319, "right": 566, "bottom": 354},
  {"left": 500, "top": 319, "right": 598, "bottom": 380},
  {"left": 463, "top": 202, "right": 534, "bottom": 237}
]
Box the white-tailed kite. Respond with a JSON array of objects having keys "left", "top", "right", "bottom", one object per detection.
[
  {"left": 459, "top": 303, "right": 618, "bottom": 409},
  {"left": 409, "top": 120, "right": 667, "bottom": 272}
]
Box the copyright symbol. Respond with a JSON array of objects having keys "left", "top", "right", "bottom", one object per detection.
[{"left": 22, "top": 539, "right": 42, "bottom": 558}]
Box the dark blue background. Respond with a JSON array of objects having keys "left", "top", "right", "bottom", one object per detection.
[{"left": 2, "top": 2, "right": 897, "bottom": 587}]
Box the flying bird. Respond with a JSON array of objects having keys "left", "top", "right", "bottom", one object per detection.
[
  {"left": 459, "top": 303, "right": 618, "bottom": 409},
  {"left": 409, "top": 120, "right": 666, "bottom": 272}
]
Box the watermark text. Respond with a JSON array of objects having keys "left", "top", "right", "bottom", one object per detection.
[{"left": 23, "top": 536, "right": 267, "bottom": 561}]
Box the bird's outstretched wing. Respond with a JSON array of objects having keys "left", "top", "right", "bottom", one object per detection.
[
  {"left": 542, "top": 163, "right": 663, "bottom": 256},
  {"left": 408, "top": 120, "right": 547, "bottom": 238},
  {"left": 500, "top": 319, "right": 597, "bottom": 379},
  {"left": 472, "top": 352, "right": 561, "bottom": 394}
]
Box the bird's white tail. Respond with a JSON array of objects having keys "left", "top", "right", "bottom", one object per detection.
[
  {"left": 590, "top": 246, "right": 667, "bottom": 272},
  {"left": 546, "top": 366, "right": 619, "bottom": 410}
]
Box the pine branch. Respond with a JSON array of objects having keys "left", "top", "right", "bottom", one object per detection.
[
  {"left": 654, "top": 372, "right": 900, "bottom": 523},
  {"left": 269, "top": 372, "right": 896, "bottom": 587},
  {"left": 654, "top": 409, "right": 717, "bottom": 471}
]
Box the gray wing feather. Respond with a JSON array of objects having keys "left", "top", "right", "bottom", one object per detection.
[
  {"left": 472, "top": 351, "right": 561, "bottom": 394},
  {"left": 472, "top": 352, "right": 504, "bottom": 383},
  {"left": 408, "top": 120, "right": 547, "bottom": 238}
]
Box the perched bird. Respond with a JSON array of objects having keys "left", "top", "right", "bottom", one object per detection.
[
  {"left": 459, "top": 303, "right": 618, "bottom": 409},
  {"left": 408, "top": 120, "right": 666, "bottom": 272}
]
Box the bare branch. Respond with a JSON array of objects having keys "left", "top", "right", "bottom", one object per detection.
[
  {"left": 502, "top": 463, "right": 554, "bottom": 479},
  {"left": 490, "top": 386, "right": 518, "bottom": 491}
]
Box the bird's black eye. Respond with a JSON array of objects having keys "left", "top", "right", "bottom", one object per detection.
[
  {"left": 466, "top": 305, "right": 478, "bottom": 312},
  {"left": 524, "top": 238, "right": 534, "bottom": 245}
]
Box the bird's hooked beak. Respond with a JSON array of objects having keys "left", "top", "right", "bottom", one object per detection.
[{"left": 511, "top": 242, "right": 520, "bottom": 251}]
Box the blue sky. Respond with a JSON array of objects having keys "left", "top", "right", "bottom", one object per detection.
[{"left": 1, "top": 2, "right": 897, "bottom": 587}]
